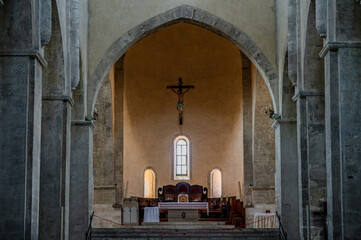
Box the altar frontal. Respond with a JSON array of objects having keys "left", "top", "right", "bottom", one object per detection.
[{"left": 158, "top": 202, "right": 209, "bottom": 222}]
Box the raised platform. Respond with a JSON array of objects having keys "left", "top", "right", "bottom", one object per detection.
[
  {"left": 140, "top": 221, "right": 234, "bottom": 229},
  {"left": 92, "top": 228, "right": 280, "bottom": 240}
]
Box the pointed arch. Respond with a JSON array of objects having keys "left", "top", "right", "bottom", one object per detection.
[{"left": 87, "top": 5, "right": 278, "bottom": 115}]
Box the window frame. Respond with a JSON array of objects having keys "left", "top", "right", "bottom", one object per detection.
[{"left": 173, "top": 135, "right": 191, "bottom": 180}]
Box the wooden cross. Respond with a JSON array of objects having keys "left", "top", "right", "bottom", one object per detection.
[{"left": 167, "top": 78, "right": 194, "bottom": 125}]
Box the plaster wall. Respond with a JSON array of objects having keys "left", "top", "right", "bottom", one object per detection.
[
  {"left": 79, "top": 0, "right": 89, "bottom": 110},
  {"left": 123, "top": 23, "right": 244, "bottom": 198},
  {"left": 276, "top": 0, "right": 288, "bottom": 72},
  {"left": 79, "top": 0, "right": 88, "bottom": 70},
  {"left": 275, "top": 0, "right": 288, "bottom": 113},
  {"left": 88, "top": 0, "right": 276, "bottom": 79}
]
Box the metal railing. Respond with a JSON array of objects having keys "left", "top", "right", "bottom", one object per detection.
[
  {"left": 276, "top": 211, "right": 287, "bottom": 240},
  {"left": 85, "top": 211, "right": 94, "bottom": 240}
]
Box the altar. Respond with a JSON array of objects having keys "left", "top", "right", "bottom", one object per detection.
[{"left": 158, "top": 202, "right": 208, "bottom": 222}]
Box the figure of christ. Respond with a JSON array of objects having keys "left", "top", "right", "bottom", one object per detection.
[{"left": 167, "top": 78, "right": 194, "bottom": 125}]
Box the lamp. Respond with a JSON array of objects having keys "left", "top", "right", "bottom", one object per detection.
[{"left": 265, "top": 105, "right": 280, "bottom": 120}]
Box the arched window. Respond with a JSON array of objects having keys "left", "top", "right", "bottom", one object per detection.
[
  {"left": 144, "top": 169, "right": 155, "bottom": 198},
  {"left": 210, "top": 169, "right": 222, "bottom": 198},
  {"left": 174, "top": 136, "right": 190, "bottom": 180}
]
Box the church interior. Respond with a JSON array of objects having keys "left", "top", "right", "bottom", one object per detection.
[
  {"left": 92, "top": 23, "right": 275, "bottom": 228},
  {"left": 1, "top": 1, "right": 361, "bottom": 240}
]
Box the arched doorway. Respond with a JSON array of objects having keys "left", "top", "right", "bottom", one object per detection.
[
  {"left": 144, "top": 169, "right": 156, "bottom": 198},
  {"left": 210, "top": 169, "right": 222, "bottom": 198}
]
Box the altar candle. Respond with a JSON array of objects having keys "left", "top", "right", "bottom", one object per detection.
[
  {"left": 220, "top": 196, "right": 223, "bottom": 201},
  {"left": 226, "top": 196, "right": 228, "bottom": 202}
]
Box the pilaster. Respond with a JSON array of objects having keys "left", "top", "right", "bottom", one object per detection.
[
  {"left": 322, "top": 1, "right": 361, "bottom": 239},
  {"left": 274, "top": 118, "right": 300, "bottom": 239},
  {"left": 69, "top": 120, "right": 94, "bottom": 240},
  {"left": 0, "top": 1, "right": 43, "bottom": 239},
  {"left": 113, "top": 58, "right": 124, "bottom": 206},
  {"left": 39, "top": 97, "right": 73, "bottom": 240}
]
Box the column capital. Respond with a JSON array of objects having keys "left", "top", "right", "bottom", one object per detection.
[
  {"left": 319, "top": 41, "right": 361, "bottom": 58},
  {"left": 0, "top": 49, "right": 47, "bottom": 67},
  {"left": 71, "top": 120, "right": 95, "bottom": 129},
  {"left": 272, "top": 118, "right": 297, "bottom": 130},
  {"left": 292, "top": 90, "right": 324, "bottom": 101},
  {"left": 42, "top": 95, "right": 74, "bottom": 106}
]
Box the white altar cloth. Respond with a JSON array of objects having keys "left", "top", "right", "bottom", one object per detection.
[
  {"left": 143, "top": 207, "right": 160, "bottom": 223},
  {"left": 158, "top": 202, "right": 209, "bottom": 215},
  {"left": 253, "top": 213, "right": 276, "bottom": 228}
]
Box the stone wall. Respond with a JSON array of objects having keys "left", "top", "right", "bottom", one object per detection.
[
  {"left": 252, "top": 64, "right": 276, "bottom": 190},
  {"left": 93, "top": 73, "right": 114, "bottom": 203},
  {"left": 245, "top": 64, "right": 276, "bottom": 227}
]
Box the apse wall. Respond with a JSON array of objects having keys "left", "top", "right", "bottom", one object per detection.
[{"left": 123, "top": 23, "right": 244, "bottom": 198}]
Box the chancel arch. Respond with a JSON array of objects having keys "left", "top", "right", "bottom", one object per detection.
[
  {"left": 88, "top": 5, "right": 278, "bottom": 116},
  {"left": 92, "top": 22, "right": 276, "bottom": 227}
]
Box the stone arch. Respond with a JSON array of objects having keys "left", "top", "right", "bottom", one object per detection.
[{"left": 88, "top": 5, "right": 278, "bottom": 115}]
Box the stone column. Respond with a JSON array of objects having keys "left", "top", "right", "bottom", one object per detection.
[
  {"left": 295, "top": 96, "right": 309, "bottom": 239},
  {"left": 275, "top": 119, "right": 299, "bottom": 238},
  {"left": 39, "top": 97, "right": 72, "bottom": 240},
  {"left": 39, "top": 2, "right": 72, "bottom": 239},
  {"left": 322, "top": 2, "right": 361, "bottom": 239},
  {"left": 69, "top": 120, "right": 94, "bottom": 240},
  {"left": 294, "top": 1, "right": 327, "bottom": 238},
  {"left": 241, "top": 53, "right": 254, "bottom": 200},
  {"left": 0, "top": 1, "right": 43, "bottom": 239},
  {"left": 113, "top": 58, "right": 124, "bottom": 206},
  {"left": 295, "top": 91, "right": 326, "bottom": 239},
  {"left": 274, "top": 57, "right": 300, "bottom": 239}
]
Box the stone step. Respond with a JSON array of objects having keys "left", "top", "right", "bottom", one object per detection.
[
  {"left": 140, "top": 221, "right": 234, "bottom": 229},
  {"left": 91, "top": 228, "right": 280, "bottom": 239}
]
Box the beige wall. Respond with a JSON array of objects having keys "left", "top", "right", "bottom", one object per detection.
[
  {"left": 88, "top": 0, "right": 276, "bottom": 79},
  {"left": 276, "top": 0, "right": 288, "bottom": 75},
  {"left": 123, "top": 23, "right": 244, "bottom": 198}
]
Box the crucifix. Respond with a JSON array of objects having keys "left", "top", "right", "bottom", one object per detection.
[{"left": 167, "top": 78, "right": 194, "bottom": 125}]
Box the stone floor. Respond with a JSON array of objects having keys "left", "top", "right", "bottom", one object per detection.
[{"left": 91, "top": 224, "right": 280, "bottom": 239}]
